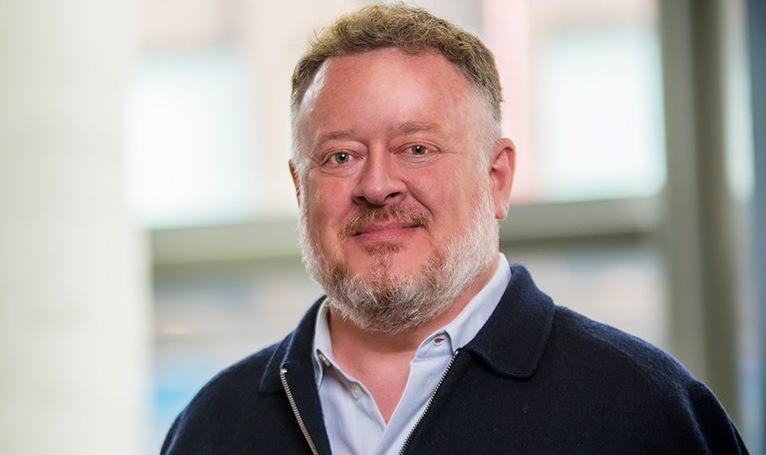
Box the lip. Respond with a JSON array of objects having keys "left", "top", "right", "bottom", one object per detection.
[{"left": 352, "top": 221, "right": 421, "bottom": 236}]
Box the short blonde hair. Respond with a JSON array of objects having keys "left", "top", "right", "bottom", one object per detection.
[{"left": 291, "top": 3, "right": 502, "bottom": 129}]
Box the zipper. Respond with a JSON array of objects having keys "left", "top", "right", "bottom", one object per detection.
[
  {"left": 279, "top": 367, "right": 320, "bottom": 455},
  {"left": 397, "top": 348, "right": 461, "bottom": 455}
]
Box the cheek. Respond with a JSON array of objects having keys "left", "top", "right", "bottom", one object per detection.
[
  {"left": 425, "top": 179, "right": 489, "bottom": 228},
  {"left": 413, "top": 170, "right": 480, "bottom": 206},
  {"left": 305, "top": 179, "right": 352, "bottom": 228}
]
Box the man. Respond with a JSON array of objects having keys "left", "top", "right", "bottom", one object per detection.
[{"left": 161, "top": 4, "right": 748, "bottom": 454}]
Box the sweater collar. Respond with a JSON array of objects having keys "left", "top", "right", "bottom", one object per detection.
[{"left": 462, "top": 264, "right": 555, "bottom": 378}]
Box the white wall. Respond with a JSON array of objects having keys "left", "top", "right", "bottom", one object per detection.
[{"left": 0, "top": 0, "right": 150, "bottom": 453}]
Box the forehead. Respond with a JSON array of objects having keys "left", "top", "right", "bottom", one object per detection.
[
  {"left": 296, "top": 48, "right": 481, "bottom": 136},
  {"left": 314, "top": 47, "right": 465, "bottom": 85}
]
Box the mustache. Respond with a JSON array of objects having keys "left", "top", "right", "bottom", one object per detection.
[{"left": 341, "top": 205, "right": 430, "bottom": 239}]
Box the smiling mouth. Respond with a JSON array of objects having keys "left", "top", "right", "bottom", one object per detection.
[
  {"left": 352, "top": 221, "right": 422, "bottom": 236},
  {"left": 342, "top": 206, "right": 430, "bottom": 239}
]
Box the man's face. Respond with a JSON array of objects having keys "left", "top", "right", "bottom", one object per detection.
[{"left": 292, "top": 48, "right": 514, "bottom": 333}]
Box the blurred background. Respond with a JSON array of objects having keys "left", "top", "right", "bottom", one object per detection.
[{"left": 1, "top": 0, "right": 764, "bottom": 453}]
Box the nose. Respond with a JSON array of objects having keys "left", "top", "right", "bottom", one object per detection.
[{"left": 352, "top": 149, "right": 406, "bottom": 207}]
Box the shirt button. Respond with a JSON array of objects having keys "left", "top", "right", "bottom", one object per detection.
[
  {"left": 351, "top": 384, "right": 362, "bottom": 399},
  {"left": 433, "top": 336, "right": 445, "bottom": 345}
]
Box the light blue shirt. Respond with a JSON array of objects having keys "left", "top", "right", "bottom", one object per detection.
[{"left": 312, "top": 254, "right": 512, "bottom": 455}]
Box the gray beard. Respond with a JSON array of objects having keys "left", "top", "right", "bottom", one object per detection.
[{"left": 298, "top": 188, "right": 498, "bottom": 334}]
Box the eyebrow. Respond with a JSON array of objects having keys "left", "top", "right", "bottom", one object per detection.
[
  {"left": 394, "top": 121, "right": 439, "bottom": 134},
  {"left": 318, "top": 130, "right": 354, "bottom": 142},
  {"left": 317, "top": 123, "right": 437, "bottom": 139},
  {"left": 311, "top": 122, "right": 442, "bottom": 151},
  {"left": 310, "top": 130, "right": 354, "bottom": 154}
]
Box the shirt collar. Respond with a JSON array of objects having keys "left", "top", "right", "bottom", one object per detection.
[
  {"left": 312, "top": 300, "right": 333, "bottom": 385},
  {"left": 312, "top": 254, "right": 512, "bottom": 384}
]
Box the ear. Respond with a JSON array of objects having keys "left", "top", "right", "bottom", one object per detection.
[
  {"left": 289, "top": 160, "right": 301, "bottom": 207},
  {"left": 489, "top": 138, "right": 516, "bottom": 220}
]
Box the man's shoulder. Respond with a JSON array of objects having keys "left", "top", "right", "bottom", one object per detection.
[
  {"left": 552, "top": 306, "right": 691, "bottom": 382},
  {"left": 211, "top": 341, "right": 281, "bottom": 387},
  {"left": 159, "top": 339, "right": 294, "bottom": 454},
  {"left": 544, "top": 306, "right": 747, "bottom": 452},
  {"left": 189, "top": 298, "right": 324, "bottom": 402},
  {"left": 181, "top": 340, "right": 283, "bottom": 413},
  {"left": 498, "top": 264, "right": 692, "bottom": 388},
  {"left": 161, "top": 330, "right": 328, "bottom": 455}
]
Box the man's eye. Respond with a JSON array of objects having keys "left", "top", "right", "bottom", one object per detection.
[
  {"left": 409, "top": 145, "right": 428, "bottom": 155},
  {"left": 331, "top": 152, "right": 351, "bottom": 164}
]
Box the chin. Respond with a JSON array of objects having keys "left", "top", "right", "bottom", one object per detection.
[{"left": 351, "top": 246, "right": 430, "bottom": 276}]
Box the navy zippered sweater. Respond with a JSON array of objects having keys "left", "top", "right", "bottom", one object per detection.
[{"left": 161, "top": 265, "right": 748, "bottom": 454}]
